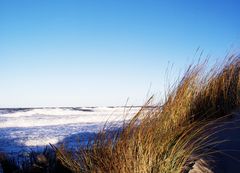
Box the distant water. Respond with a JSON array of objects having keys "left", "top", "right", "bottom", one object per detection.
[{"left": 0, "top": 107, "right": 139, "bottom": 154}]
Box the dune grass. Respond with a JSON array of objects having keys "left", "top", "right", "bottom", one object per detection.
[
  {"left": 53, "top": 54, "right": 240, "bottom": 173},
  {"left": 1, "top": 54, "right": 240, "bottom": 173}
]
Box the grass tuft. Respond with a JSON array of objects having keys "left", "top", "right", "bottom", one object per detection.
[
  {"left": 55, "top": 54, "right": 240, "bottom": 173},
  {"left": 1, "top": 54, "right": 240, "bottom": 173}
]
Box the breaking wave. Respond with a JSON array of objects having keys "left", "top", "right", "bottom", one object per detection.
[{"left": 0, "top": 107, "right": 138, "bottom": 153}]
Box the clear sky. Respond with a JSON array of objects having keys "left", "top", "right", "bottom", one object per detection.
[{"left": 0, "top": 0, "right": 240, "bottom": 107}]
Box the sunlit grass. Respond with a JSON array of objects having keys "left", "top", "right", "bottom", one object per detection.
[
  {"left": 1, "top": 54, "right": 240, "bottom": 173},
  {"left": 55, "top": 54, "right": 240, "bottom": 173}
]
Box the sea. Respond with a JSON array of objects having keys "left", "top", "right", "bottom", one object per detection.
[{"left": 0, "top": 107, "right": 139, "bottom": 155}]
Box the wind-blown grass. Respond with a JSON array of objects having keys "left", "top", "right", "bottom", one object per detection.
[
  {"left": 54, "top": 54, "right": 240, "bottom": 173},
  {"left": 1, "top": 54, "right": 240, "bottom": 173}
]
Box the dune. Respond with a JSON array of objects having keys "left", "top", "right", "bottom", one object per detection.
[{"left": 190, "top": 111, "right": 240, "bottom": 173}]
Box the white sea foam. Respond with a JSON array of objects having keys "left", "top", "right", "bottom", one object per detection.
[
  {"left": 0, "top": 107, "right": 137, "bottom": 128},
  {"left": 0, "top": 107, "right": 139, "bottom": 153}
]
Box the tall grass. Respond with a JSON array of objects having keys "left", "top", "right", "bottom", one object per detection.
[
  {"left": 1, "top": 54, "right": 240, "bottom": 173},
  {"left": 55, "top": 54, "right": 240, "bottom": 173}
]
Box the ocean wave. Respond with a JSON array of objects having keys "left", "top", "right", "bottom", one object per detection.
[{"left": 0, "top": 107, "right": 139, "bottom": 153}]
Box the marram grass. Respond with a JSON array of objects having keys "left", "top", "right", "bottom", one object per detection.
[
  {"left": 55, "top": 54, "right": 240, "bottom": 173},
  {"left": 1, "top": 54, "right": 240, "bottom": 173}
]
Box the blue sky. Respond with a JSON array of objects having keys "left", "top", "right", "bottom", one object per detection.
[{"left": 0, "top": 0, "right": 240, "bottom": 107}]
